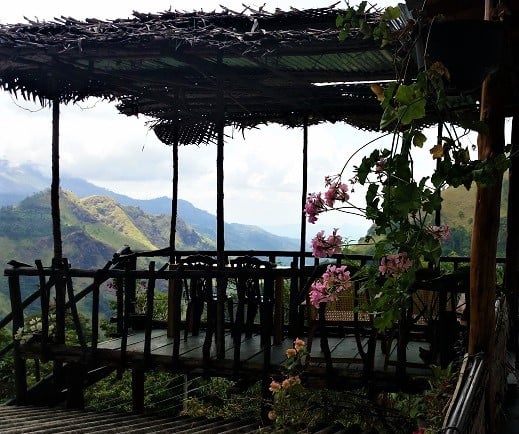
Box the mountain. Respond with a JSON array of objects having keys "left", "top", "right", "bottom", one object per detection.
[
  {"left": 0, "top": 189, "right": 215, "bottom": 268},
  {"left": 0, "top": 161, "right": 300, "bottom": 318},
  {"left": 0, "top": 160, "right": 299, "bottom": 252},
  {"left": 0, "top": 160, "right": 50, "bottom": 205}
]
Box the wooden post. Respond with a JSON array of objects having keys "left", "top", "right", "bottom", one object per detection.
[
  {"left": 435, "top": 123, "right": 443, "bottom": 227},
  {"left": 50, "top": 99, "right": 66, "bottom": 347},
  {"left": 51, "top": 97, "right": 63, "bottom": 261},
  {"left": 66, "top": 362, "right": 85, "bottom": 409},
  {"left": 132, "top": 368, "right": 145, "bottom": 414},
  {"left": 170, "top": 105, "right": 180, "bottom": 258},
  {"left": 292, "top": 117, "right": 309, "bottom": 338},
  {"left": 8, "top": 275, "right": 27, "bottom": 405},
  {"left": 168, "top": 117, "right": 179, "bottom": 338},
  {"left": 505, "top": 116, "right": 519, "bottom": 371},
  {"left": 215, "top": 49, "right": 226, "bottom": 358},
  {"left": 469, "top": 68, "right": 505, "bottom": 434}
]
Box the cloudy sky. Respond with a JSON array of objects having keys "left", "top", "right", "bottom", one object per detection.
[{"left": 0, "top": 0, "right": 425, "bottom": 241}]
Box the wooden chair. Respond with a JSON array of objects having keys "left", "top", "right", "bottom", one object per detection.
[
  {"left": 229, "top": 256, "right": 276, "bottom": 373},
  {"left": 177, "top": 254, "right": 233, "bottom": 341}
]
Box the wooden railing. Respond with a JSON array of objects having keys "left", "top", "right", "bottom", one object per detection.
[{"left": 1, "top": 248, "right": 506, "bottom": 406}]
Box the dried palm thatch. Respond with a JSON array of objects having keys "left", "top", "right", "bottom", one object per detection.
[{"left": 0, "top": 5, "right": 408, "bottom": 145}]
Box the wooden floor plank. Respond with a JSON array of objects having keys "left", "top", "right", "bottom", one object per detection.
[{"left": 28, "top": 328, "right": 432, "bottom": 384}]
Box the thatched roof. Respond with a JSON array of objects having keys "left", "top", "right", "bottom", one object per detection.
[{"left": 0, "top": 5, "right": 410, "bottom": 145}]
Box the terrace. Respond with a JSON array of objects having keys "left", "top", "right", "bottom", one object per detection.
[{"left": 1, "top": 1, "right": 518, "bottom": 432}]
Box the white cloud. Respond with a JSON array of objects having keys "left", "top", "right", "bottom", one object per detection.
[{"left": 0, "top": 0, "right": 398, "bottom": 239}]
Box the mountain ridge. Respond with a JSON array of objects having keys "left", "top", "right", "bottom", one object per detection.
[{"left": 0, "top": 160, "right": 299, "bottom": 251}]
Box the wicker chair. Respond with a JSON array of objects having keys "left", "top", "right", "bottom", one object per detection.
[
  {"left": 383, "top": 267, "right": 469, "bottom": 370},
  {"left": 304, "top": 264, "right": 376, "bottom": 375}
]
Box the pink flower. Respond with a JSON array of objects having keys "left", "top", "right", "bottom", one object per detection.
[
  {"left": 294, "top": 338, "right": 305, "bottom": 351},
  {"left": 269, "top": 380, "right": 281, "bottom": 393},
  {"left": 309, "top": 264, "right": 352, "bottom": 308},
  {"left": 379, "top": 252, "right": 413, "bottom": 277},
  {"left": 286, "top": 348, "right": 297, "bottom": 358},
  {"left": 375, "top": 158, "right": 386, "bottom": 174},
  {"left": 304, "top": 192, "right": 325, "bottom": 224},
  {"left": 324, "top": 182, "right": 350, "bottom": 207},
  {"left": 281, "top": 376, "right": 301, "bottom": 390},
  {"left": 428, "top": 224, "right": 451, "bottom": 241},
  {"left": 289, "top": 375, "right": 301, "bottom": 385},
  {"left": 311, "top": 228, "right": 343, "bottom": 258}
]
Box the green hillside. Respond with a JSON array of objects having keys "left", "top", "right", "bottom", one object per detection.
[
  {"left": 0, "top": 189, "right": 214, "bottom": 317},
  {"left": 439, "top": 173, "right": 509, "bottom": 256},
  {"left": 439, "top": 174, "right": 508, "bottom": 229},
  {"left": 350, "top": 173, "right": 510, "bottom": 258}
]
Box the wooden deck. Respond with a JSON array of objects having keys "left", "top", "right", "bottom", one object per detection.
[{"left": 88, "top": 330, "right": 431, "bottom": 385}]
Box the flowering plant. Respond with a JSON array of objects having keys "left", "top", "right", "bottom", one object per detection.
[
  {"left": 268, "top": 338, "right": 312, "bottom": 431},
  {"left": 309, "top": 264, "right": 352, "bottom": 308},
  {"left": 300, "top": 0, "right": 515, "bottom": 332}
]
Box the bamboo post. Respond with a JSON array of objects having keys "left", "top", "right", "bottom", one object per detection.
[
  {"left": 168, "top": 117, "right": 179, "bottom": 338},
  {"left": 215, "top": 49, "right": 226, "bottom": 358}
]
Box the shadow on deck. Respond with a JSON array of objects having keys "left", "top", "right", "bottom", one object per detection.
[{"left": 22, "top": 330, "right": 432, "bottom": 391}]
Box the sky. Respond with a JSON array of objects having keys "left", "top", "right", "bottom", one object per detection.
[{"left": 0, "top": 0, "right": 425, "bottom": 242}]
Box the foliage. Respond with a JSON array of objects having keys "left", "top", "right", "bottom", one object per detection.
[
  {"left": 304, "top": 3, "right": 510, "bottom": 333},
  {"left": 181, "top": 377, "right": 261, "bottom": 421},
  {"left": 0, "top": 329, "right": 15, "bottom": 402},
  {"left": 267, "top": 340, "right": 422, "bottom": 432},
  {"left": 268, "top": 338, "right": 309, "bottom": 431},
  {"left": 85, "top": 369, "right": 187, "bottom": 414}
]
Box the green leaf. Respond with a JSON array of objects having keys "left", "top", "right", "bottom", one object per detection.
[
  {"left": 398, "top": 98, "right": 426, "bottom": 125},
  {"left": 381, "top": 83, "right": 397, "bottom": 109},
  {"left": 380, "top": 106, "right": 398, "bottom": 129},
  {"left": 359, "top": 19, "right": 372, "bottom": 38},
  {"left": 458, "top": 119, "right": 489, "bottom": 135},
  {"left": 336, "top": 15, "right": 344, "bottom": 27},
  {"left": 413, "top": 132, "right": 427, "bottom": 148},
  {"left": 395, "top": 84, "right": 415, "bottom": 105},
  {"left": 382, "top": 6, "right": 401, "bottom": 20}
]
